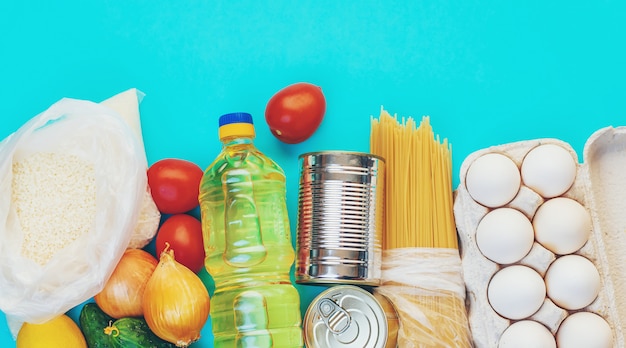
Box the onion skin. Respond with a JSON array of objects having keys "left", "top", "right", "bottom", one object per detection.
[
  {"left": 143, "top": 246, "right": 210, "bottom": 347},
  {"left": 95, "top": 248, "right": 158, "bottom": 318}
]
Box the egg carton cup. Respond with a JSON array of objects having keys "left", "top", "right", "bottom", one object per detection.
[{"left": 453, "top": 126, "right": 626, "bottom": 347}]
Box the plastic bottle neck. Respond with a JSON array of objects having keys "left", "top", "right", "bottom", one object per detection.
[{"left": 221, "top": 136, "right": 254, "bottom": 147}]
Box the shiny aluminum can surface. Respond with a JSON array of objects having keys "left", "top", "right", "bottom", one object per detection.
[
  {"left": 304, "top": 285, "right": 388, "bottom": 348},
  {"left": 296, "top": 151, "right": 384, "bottom": 286}
]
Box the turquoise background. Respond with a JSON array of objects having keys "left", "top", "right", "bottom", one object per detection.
[{"left": 1, "top": 1, "right": 625, "bottom": 346}]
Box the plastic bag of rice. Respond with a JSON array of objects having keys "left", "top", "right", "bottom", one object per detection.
[
  {"left": 101, "top": 89, "right": 161, "bottom": 249},
  {"left": 0, "top": 97, "right": 146, "bottom": 336}
]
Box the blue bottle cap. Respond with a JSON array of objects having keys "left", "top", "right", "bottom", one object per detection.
[
  {"left": 218, "top": 112, "right": 255, "bottom": 140},
  {"left": 219, "top": 112, "right": 254, "bottom": 127}
]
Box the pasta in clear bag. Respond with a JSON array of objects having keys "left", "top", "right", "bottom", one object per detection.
[
  {"left": 0, "top": 98, "right": 146, "bottom": 336},
  {"left": 375, "top": 248, "right": 472, "bottom": 348},
  {"left": 370, "top": 109, "right": 473, "bottom": 348}
]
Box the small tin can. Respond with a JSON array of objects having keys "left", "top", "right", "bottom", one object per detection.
[
  {"left": 373, "top": 292, "right": 399, "bottom": 348},
  {"left": 296, "top": 151, "right": 384, "bottom": 286},
  {"left": 304, "top": 285, "right": 388, "bottom": 348}
]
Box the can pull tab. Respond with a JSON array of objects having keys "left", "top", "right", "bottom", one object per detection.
[{"left": 318, "top": 298, "right": 351, "bottom": 335}]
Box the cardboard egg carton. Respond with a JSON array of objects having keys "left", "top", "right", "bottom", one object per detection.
[{"left": 453, "top": 126, "right": 626, "bottom": 347}]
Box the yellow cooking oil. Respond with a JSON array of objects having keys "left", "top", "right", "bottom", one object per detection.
[{"left": 199, "top": 112, "right": 303, "bottom": 348}]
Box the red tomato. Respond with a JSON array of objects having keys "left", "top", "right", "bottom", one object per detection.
[
  {"left": 265, "top": 82, "right": 326, "bottom": 144},
  {"left": 148, "top": 158, "right": 204, "bottom": 214},
  {"left": 155, "top": 214, "right": 205, "bottom": 273}
]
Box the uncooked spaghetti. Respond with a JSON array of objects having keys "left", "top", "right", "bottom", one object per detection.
[{"left": 371, "top": 108, "right": 471, "bottom": 347}]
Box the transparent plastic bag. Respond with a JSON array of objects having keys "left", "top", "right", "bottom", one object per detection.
[
  {"left": 101, "top": 88, "right": 161, "bottom": 249},
  {"left": 127, "top": 186, "right": 161, "bottom": 249},
  {"left": 374, "top": 248, "right": 472, "bottom": 348},
  {"left": 0, "top": 98, "right": 146, "bottom": 335}
]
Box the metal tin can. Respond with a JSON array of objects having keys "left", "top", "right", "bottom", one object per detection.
[
  {"left": 304, "top": 285, "right": 388, "bottom": 348},
  {"left": 373, "top": 292, "right": 399, "bottom": 348},
  {"left": 296, "top": 151, "right": 384, "bottom": 286}
]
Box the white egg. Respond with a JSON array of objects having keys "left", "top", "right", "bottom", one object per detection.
[
  {"left": 533, "top": 197, "right": 591, "bottom": 255},
  {"left": 556, "top": 312, "right": 613, "bottom": 348},
  {"left": 544, "top": 255, "right": 601, "bottom": 310},
  {"left": 498, "top": 320, "right": 556, "bottom": 348},
  {"left": 487, "top": 265, "right": 546, "bottom": 320},
  {"left": 466, "top": 153, "right": 521, "bottom": 208},
  {"left": 521, "top": 144, "right": 577, "bottom": 198},
  {"left": 476, "top": 208, "right": 534, "bottom": 264}
]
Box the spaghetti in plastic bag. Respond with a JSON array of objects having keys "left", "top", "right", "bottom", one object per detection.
[
  {"left": 375, "top": 248, "right": 472, "bottom": 348},
  {"left": 0, "top": 98, "right": 146, "bottom": 336}
]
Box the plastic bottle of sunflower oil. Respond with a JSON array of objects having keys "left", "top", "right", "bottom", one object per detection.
[{"left": 199, "top": 112, "right": 303, "bottom": 347}]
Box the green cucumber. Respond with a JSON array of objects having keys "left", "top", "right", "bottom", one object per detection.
[
  {"left": 79, "top": 303, "right": 114, "bottom": 348},
  {"left": 79, "top": 302, "right": 175, "bottom": 348}
]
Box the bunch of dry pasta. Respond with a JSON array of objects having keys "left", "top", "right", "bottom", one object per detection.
[{"left": 370, "top": 109, "right": 472, "bottom": 347}]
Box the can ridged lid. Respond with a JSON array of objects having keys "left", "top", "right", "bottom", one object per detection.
[
  {"left": 218, "top": 112, "right": 255, "bottom": 140},
  {"left": 304, "top": 285, "right": 388, "bottom": 348}
]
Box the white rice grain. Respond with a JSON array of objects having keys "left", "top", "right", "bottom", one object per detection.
[{"left": 12, "top": 152, "right": 96, "bottom": 265}]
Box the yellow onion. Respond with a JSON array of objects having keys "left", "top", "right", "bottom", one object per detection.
[
  {"left": 95, "top": 248, "right": 158, "bottom": 318},
  {"left": 143, "top": 243, "right": 210, "bottom": 347}
]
